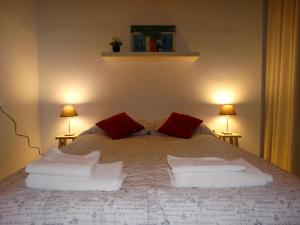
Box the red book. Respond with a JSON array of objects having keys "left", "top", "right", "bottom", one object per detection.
[{"left": 149, "top": 38, "right": 157, "bottom": 52}]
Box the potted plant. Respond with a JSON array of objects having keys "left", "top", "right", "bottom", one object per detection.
[{"left": 110, "top": 36, "right": 123, "bottom": 52}]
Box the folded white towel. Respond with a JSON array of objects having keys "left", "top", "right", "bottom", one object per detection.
[
  {"left": 168, "top": 158, "right": 273, "bottom": 188},
  {"left": 167, "top": 155, "right": 245, "bottom": 173},
  {"left": 26, "top": 148, "right": 100, "bottom": 177},
  {"left": 26, "top": 162, "right": 125, "bottom": 191}
]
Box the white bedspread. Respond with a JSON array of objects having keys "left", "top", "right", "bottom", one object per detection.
[{"left": 1, "top": 133, "right": 300, "bottom": 225}]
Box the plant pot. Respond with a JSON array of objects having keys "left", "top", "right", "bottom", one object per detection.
[
  {"left": 112, "top": 46, "right": 120, "bottom": 52},
  {"left": 156, "top": 45, "right": 161, "bottom": 52}
]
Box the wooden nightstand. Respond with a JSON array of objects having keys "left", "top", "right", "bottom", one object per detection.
[
  {"left": 55, "top": 134, "right": 78, "bottom": 148},
  {"left": 214, "top": 131, "right": 242, "bottom": 147}
]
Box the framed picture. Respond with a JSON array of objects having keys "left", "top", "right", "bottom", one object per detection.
[{"left": 131, "top": 25, "right": 176, "bottom": 52}]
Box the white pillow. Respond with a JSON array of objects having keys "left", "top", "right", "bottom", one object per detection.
[
  {"left": 79, "top": 121, "right": 214, "bottom": 137},
  {"left": 79, "top": 125, "right": 150, "bottom": 137},
  {"left": 151, "top": 120, "right": 215, "bottom": 136},
  {"left": 79, "top": 125, "right": 104, "bottom": 136},
  {"left": 195, "top": 123, "right": 215, "bottom": 135}
]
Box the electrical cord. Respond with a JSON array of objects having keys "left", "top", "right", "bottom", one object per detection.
[{"left": 0, "top": 105, "right": 42, "bottom": 155}]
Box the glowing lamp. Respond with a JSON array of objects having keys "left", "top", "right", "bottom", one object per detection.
[
  {"left": 219, "top": 104, "right": 236, "bottom": 134},
  {"left": 60, "top": 105, "right": 78, "bottom": 136}
]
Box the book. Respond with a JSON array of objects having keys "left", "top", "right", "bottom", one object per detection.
[
  {"left": 132, "top": 33, "right": 146, "bottom": 52},
  {"left": 149, "top": 37, "right": 157, "bottom": 52}
]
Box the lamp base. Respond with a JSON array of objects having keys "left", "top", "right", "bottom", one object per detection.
[
  {"left": 222, "top": 131, "right": 233, "bottom": 135},
  {"left": 64, "top": 133, "right": 75, "bottom": 136}
]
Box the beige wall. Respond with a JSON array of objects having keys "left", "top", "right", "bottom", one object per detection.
[
  {"left": 38, "top": 0, "right": 263, "bottom": 156},
  {"left": 0, "top": 0, "right": 40, "bottom": 180}
]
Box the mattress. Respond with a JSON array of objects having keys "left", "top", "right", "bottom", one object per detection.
[{"left": 0, "top": 133, "right": 300, "bottom": 225}]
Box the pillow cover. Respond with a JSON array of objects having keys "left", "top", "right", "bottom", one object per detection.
[
  {"left": 96, "top": 112, "right": 145, "bottom": 139},
  {"left": 80, "top": 124, "right": 149, "bottom": 137},
  {"left": 158, "top": 112, "right": 203, "bottom": 139},
  {"left": 195, "top": 123, "right": 214, "bottom": 135},
  {"left": 79, "top": 125, "right": 105, "bottom": 136},
  {"left": 151, "top": 119, "right": 166, "bottom": 131}
]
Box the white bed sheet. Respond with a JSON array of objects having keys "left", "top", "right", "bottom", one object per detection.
[{"left": 0, "top": 133, "right": 300, "bottom": 225}]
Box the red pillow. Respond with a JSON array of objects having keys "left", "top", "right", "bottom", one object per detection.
[
  {"left": 158, "top": 112, "right": 203, "bottom": 139},
  {"left": 96, "top": 112, "right": 144, "bottom": 139}
]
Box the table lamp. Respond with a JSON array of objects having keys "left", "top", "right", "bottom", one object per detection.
[
  {"left": 60, "top": 105, "right": 78, "bottom": 136},
  {"left": 219, "top": 104, "right": 236, "bottom": 134}
]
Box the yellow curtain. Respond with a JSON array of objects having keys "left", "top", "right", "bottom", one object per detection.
[{"left": 264, "top": 0, "right": 299, "bottom": 171}]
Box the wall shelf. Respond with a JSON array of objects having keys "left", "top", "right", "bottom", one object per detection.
[{"left": 101, "top": 52, "right": 199, "bottom": 62}]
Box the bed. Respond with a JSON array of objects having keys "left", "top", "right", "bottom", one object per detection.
[{"left": 1, "top": 130, "right": 300, "bottom": 225}]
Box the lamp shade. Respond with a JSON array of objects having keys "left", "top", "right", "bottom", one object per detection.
[
  {"left": 219, "top": 104, "right": 237, "bottom": 115},
  {"left": 60, "top": 105, "right": 78, "bottom": 117}
]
